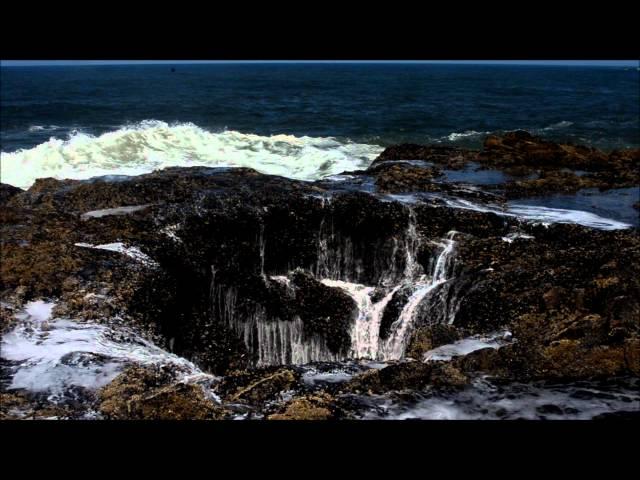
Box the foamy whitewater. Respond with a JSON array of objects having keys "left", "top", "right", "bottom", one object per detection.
[
  {"left": 0, "top": 120, "right": 383, "bottom": 189},
  {"left": 0, "top": 300, "right": 217, "bottom": 404},
  {"left": 422, "top": 331, "right": 512, "bottom": 361},
  {"left": 361, "top": 377, "right": 640, "bottom": 420},
  {"left": 1, "top": 121, "right": 633, "bottom": 232},
  {"left": 441, "top": 197, "right": 633, "bottom": 230}
]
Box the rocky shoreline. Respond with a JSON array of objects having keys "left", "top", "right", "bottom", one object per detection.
[{"left": 1, "top": 132, "right": 638, "bottom": 420}]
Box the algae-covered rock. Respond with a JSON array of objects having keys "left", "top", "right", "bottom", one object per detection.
[
  {"left": 538, "top": 340, "right": 627, "bottom": 379},
  {"left": 98, "top": 366, "right": 225, "bottom": 420},
  {"left": 268, "top": 393, "right": 336, "bottom": 420},
  {"left": 1, "top": 133, "right": 638, "bottom": 415},
  {"left": 215, "top": 367, "right": 298, "bottom": 405},
  {"left": 345, "top": 361, "right": 468, "bottom": 394},
  {"left": 406, "top": 324, "right": 463, "bottom": 359}
]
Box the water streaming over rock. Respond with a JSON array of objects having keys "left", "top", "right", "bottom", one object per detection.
[
  {"left": 232, "top": 309, "right": 340, "bottom": 367},
  {"left": 218, "top": 204, "right": 462, "bottom": 365},
  {"left": 315, "top": 219, "right": 359, "bottom": 282},
  {"left": 319, "top": 280, "right": 402, "bottom": 360},
  {"left": 0, "top": 300, "right": 216, "bottom": 407},
  {"left": 258, "top": 223, "right": 266, "bottom": 278},
  {"left": 378, "top": 231, "right": 458, "bottom": 360},
  {"left": 211, "top": 267, "right": 340, "bottom": 366}
]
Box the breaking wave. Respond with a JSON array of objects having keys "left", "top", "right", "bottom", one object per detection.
[
  {"left": 442, "top": 130, "right": 490, "bottom": 142},
  {"left": 542, "top": 120, "right": 574, "bottom": 131},
  {"left": 1, "top": 120, "right": 383, "bottom": 189},
  {"left": 27, "top": 125, "right": 62, "bottom": 132}
]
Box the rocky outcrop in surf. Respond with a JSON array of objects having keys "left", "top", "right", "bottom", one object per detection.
[
  {"left": 370, "top": 130, "right": 639, "bottom": 198},
  {"left": 1, "top": 132, "right": 638, "bottom": 419}
]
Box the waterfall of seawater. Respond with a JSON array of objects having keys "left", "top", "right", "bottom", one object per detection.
[
  {"left": 322, "top": 230, "right": 458, "bottom": 361},
  {"left": 319, "top": 280, "right": 402, "bottom": 360},
  {"left": 232, "top": 307, "right": 340, "bottom": 366},
  {"left": 258, "top": 224, "right": 266, "bottom": 278},
  {"left": 216, "top": 203, "right": 460, "bottom": 365},
  {"left": 378, "top": 231, "right": 457, "bottom": 360},
  {"left": 212, "top": 269, "right": 339, "bottom": 366}
]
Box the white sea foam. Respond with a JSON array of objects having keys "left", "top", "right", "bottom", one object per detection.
[
  {"left": 423, "top": 331, "right": 511, "bottom": 361},
  {"left": 363, "top": 377, "right": 640, "bottom": 420},
  {"left": 501, "top": 232, "right": 535, "bottom": 243},
  {"left": 74, "top": 242, "right": 158, "bottom": 266},
  {"left": 21, "top": 300, "right": 56, "bottom": 323},
  {"left": 440, "top": 196, "right": 632, "bottom": 230},
  {"left": 443, "top": 130, "right": 490, "bottom": 142},
  {"left": 301, "top": 368, "right": 355, "bottom": 385},
  {"left": 81, "top": 204, "right": 152, "bottom": 219},
  {"left": 0, "top": 300, "right": 216, "bottom": 401},
  {"left": 3, "top": 120, "right": 630, "bottom": 233},
  {"left": 270, "top": 275, "right": 293, "bottom": 289},
  {"left": 1, "top": 120, "right": 383, "bottom": 189},
  {"left": 161, "top": 224, "right": 183, "bottom": 243},
  {"left": 507, "top": 204, "right": 632, "bottom": 230},
  {"left": 28, "top": 125, "right": 61, "bottom": 132},
  {"left": 542, "top": 120, "right": 574, "bottom": 131}
]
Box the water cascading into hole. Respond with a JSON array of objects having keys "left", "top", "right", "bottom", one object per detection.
[
  {"left": 305, "top": 206, "right": 423, "bottom": 360},
  {"left": 259, "top": 223, "right": 266, "bottom": 278},
  {"left": 315, "top": 217, "right": 330, "bottom": 279},
  {"left": 315, "top": 217, "right": 357, "bottom": 282},
  {"left": 316, "top": 203, "right": 459, "bottom": 361},
  {"left": 378, "top": 231, "right": 458, "bottom": 360},
  {"left": 320, "top": 280, "right": 402, "bottom": 360},
  {"left": 214, "top": 203, "right": 462, "bottom": 365},
  {"left": 403, "top": 207, "right": 421, "bottom": 279},
  {"left": 234, "top": 308, "right": 340, "bottom": 367},
  {"left": 212, "top": 264, "right": 340, "bottom": 366}
]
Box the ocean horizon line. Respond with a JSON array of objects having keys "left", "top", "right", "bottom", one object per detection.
[{"left": 1, "top": 60, "right": 638, "bottom": 68}]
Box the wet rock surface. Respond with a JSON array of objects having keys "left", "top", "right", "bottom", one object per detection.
[
  {"left": 345, "top": 361, "right": 469, "bottom": 395},
  {"left": 1, "top": 132, "right": 638, "bottom": 419},
  {"left": 98, "top": 366, "right": 225, "bottom": 420},
  {"left": 268, "top": 392, "right": 337, "bottom": 420},
  {"left": 371, "top": 130, "right": 639, "bottom": 198},
  {"left": 215, "top": 367, "right": 299, "bottom": 405}
]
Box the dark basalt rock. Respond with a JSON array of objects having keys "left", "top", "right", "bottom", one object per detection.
[
  {"left": 372, "top": 163, "right": 443, "bottom": 193},
  {"left": 362, "top": 161, "right": 509, "bottom": 204},
  {"left": 371, "top": 145, "right": 477, "bottom": 170},
  {"left": 406, "top": 324, "right": 464, "bottom": 359},
  {"left": 0, "top": 391, "right": 79, "bottom": 420},
  {"left": 290, "top": 270, "right": 356, "bottom": 354},
  {"left": 98, "top": 365, "right": 226, "bottom": 420},
  {"left": 214, "top": 367, "right": 299, "bottom": 405},
  {"left": 1, "top": 134, "right": 638, "bottom": 393},
  {"left": 503, "top": 170, "right": 602, "bottom": 198},
  {"left": 452, "top": 225, "right": 640, "bottom": 332},
  {"left": 0, "top": 183, "right": 22, "bottom": 205},
  {"left": 479, "top": 131, "right": 639, "bottom": 176},
  {"left": 454, "top": 347, "right": 506, "bottom": 376},
  {"left": 345, "top": 361, "right": 468, "bottom": 394},
  {"left": 379, "top": 287, "right": 412, "bottom": 340},
  {"left": 371, "top": 131, "right": 640, "bottom": 197},
  {"left": 268, "top": 392, "right": 338, "bottom": 420}
]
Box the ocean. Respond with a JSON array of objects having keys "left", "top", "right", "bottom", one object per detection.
[
  {"left": 1, "top": 63, "right": 639, "bottom": 189},
  {"left": 2, "top": 63, "right": 640, "bottom": 420}
]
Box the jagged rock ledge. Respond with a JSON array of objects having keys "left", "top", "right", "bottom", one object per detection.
[
  {"left": 367, "top": 130, "right": 639, "bottom": 198},
  {"left": 1, "top": 132, "right": 639, "bottom": 419}
]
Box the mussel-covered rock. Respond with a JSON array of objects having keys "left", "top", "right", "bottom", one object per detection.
[
  {"left": 345, "top": 361, "right": 469, "bottom": 394},
  {"left": 98, "top": 366, "right": 226, "bottom": 420},
  {"left": 214, "top": 367, "right": 299, "bottom": 405},
  {"left": 268, "top": 392, "right": 337, "bottom": 420}
]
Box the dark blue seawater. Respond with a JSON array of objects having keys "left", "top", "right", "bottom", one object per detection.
[{"left": 2, "top": 63, "right": 639, "bottom": 152}]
